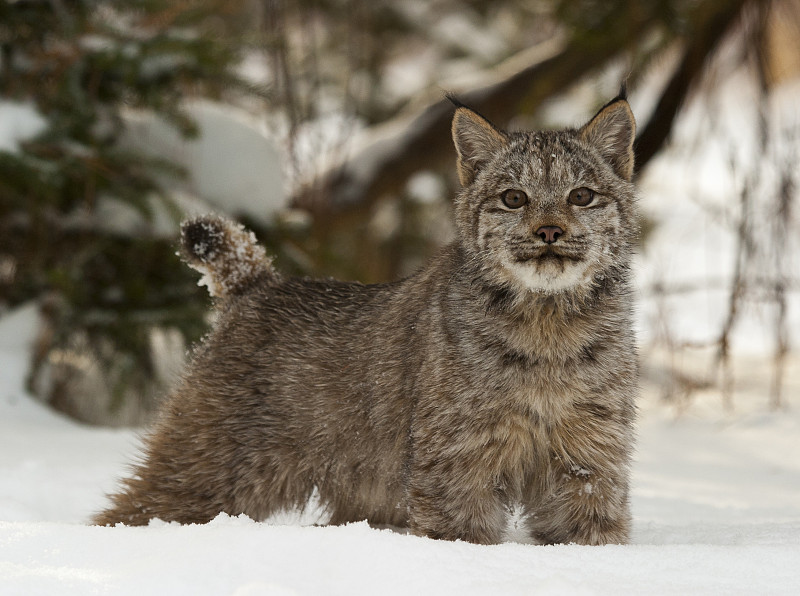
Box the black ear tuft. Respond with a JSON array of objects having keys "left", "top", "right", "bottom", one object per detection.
[
  {"left": 591, "top": 82, "right": 629, "bottom": 120},
  {"left": 445, "top": 92, "right": 468, "bottom": 110},
  {"left": 617, "top": 81, "right": 628, "bottom": 102}
]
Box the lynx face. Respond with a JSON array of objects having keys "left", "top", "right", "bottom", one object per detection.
[{"left": 452, "top": 99, "right": 637, "bottom": 294}]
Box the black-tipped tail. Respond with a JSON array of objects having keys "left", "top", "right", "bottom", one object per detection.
[
  {"left": 180, "top": 214, "right": 275, "bottom": 300},
  {"left": 181, "top": 216, "right": 226, "bottom": 265}
]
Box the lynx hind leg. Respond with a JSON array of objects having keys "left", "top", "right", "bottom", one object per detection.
[
  {"left": 93, "top": 389, "right": 316, "bottom": 526},
  {"left": 92, "top": 473, "right": 220, "bottom": 527},
  {"left": 93, "top": 437, "right": 317, "bottom": 527},
  {"left": 92, "top": 454, "right": 228, "bottom": 527}
]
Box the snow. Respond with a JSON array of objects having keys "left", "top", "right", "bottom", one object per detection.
[
  {"left": 406, "top": 170, "right": 447, "bottom": 205},
  {"left": 121, "top": 101, "right": 286, "bottom": 224},
  {"left": 3, "top": 515, "right": 797, "bottom": 596},
  {"left": 2, "top": 302, "right": 800, "bottom": 595},
  {"left": 0, "top": 100, "right": 47, "bottom": 153}
]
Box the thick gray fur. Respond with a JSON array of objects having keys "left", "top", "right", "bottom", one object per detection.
[{"left": 95, "top": 94, "right": 639, "bottom": 545}]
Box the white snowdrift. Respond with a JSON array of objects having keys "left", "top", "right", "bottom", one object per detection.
[
  {"left": 1, "top": 304, "right": 799, "bottom": 595},
  {"left": 2, "top": 514, "right": 798, "bottom": 596}
]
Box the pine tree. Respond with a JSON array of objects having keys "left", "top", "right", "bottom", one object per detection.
[{"left": 0, "top": 0, "right": 257, "bottom": 424}]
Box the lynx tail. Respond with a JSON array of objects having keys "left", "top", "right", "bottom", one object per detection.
[{"left": 180, "top": 214, "right": 275, "bottom": 299}]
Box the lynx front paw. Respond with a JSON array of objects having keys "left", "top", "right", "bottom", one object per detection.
[{"left": 527, "top": 468, "right": 632, "bottom": 545}]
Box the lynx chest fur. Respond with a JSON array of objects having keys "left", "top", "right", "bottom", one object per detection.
[{"left": 95, "top": 92, "right": 639, "bottom": 546}]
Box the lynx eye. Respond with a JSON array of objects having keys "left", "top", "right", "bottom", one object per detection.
[
  {"left": 568, "top": 187, "right": 595, "bottom": 207},
  {"left": 501, "top": 189, "right": 528, "bottom": 209}
]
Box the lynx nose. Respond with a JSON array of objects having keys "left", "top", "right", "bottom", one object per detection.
[{"left": 535, "top": 226, "right": 564, "bottom": 244}]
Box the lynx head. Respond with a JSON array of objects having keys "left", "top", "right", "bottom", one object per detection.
[{"left": 451, "top": 92, "right": 637, "bottom": 295}]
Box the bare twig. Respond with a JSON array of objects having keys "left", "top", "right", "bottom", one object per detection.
[
  {"left": 769, "top": 150, "right": 796, "bottom": 409},
  {"left": 635, "top": 0, "right": 751, "bottom": 172}
]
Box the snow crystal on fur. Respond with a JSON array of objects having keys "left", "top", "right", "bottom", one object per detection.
[{"left": 181, "top": 214, "right": 274, "bottom": 299}]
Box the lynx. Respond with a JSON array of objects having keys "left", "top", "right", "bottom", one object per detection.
[{"left": 95, "top": 91, "right": 639, "bottom": 546}]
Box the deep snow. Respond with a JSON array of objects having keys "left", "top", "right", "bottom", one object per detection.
[{"left": 1, "top": 299, "right": 800, "bottom": 595}]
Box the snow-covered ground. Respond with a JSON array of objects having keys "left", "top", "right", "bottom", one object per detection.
[{"left": 2, "top": 297, "right": 800, "bottom": 595}]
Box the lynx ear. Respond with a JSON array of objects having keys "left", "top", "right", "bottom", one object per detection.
[
  {"left": 580, "top": 96, "right": 636, "bottom": 181},
  {"left": 452, "top": 106, "right": 508, "bottom": 186}
]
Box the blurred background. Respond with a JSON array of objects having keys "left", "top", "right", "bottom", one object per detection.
[{"left": 0, "top": 0, "right": 797, "bottom": 426}]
